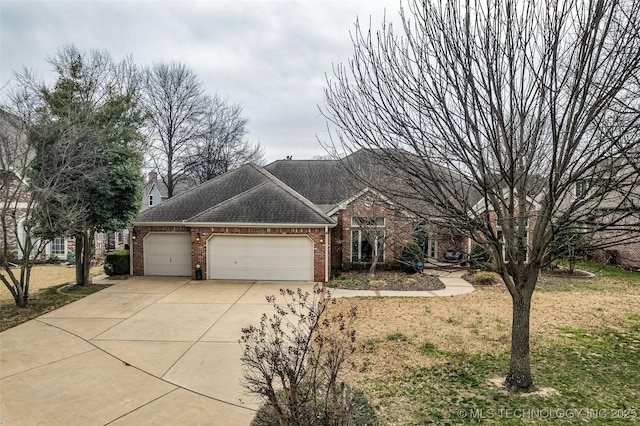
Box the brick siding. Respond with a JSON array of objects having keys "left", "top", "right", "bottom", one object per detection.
[{"left": 132, "top": 225, "right": 329, "bottom": 282}]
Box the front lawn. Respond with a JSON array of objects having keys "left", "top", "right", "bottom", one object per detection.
[
  {"left": 328, "top": 263, "right": 640, "bottom": 424},
  {"left": 0, "top": 265, "right": 108, "bottom": 332}
]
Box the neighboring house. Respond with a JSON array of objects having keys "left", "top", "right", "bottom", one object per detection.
[
  {"left": 142, "top": 172, "right": 167, "bottom": 210},
  {"left": 589, "top": 148, "right": 640, "bottom": 270},
  {"left": 132, "top": 154, "right": 471, "bottom": 281},
  {"left": 141, "top": 171, "right": 194, "bottom": 211}
]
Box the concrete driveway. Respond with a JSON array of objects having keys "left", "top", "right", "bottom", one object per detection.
[{"left": 1, "top": 277, "right": 315, "bottom": 425}]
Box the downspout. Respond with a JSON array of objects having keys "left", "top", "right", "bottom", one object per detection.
[{"left": 325, "top": 225, "right": 329, "bottom": 283}]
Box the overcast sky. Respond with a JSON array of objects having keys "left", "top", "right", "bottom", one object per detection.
[{"left": 1, "top": 0, "right": 401, "bottom": 163}]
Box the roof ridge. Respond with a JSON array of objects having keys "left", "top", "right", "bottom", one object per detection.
[
  {"left": 186, "top": 180, "right": 272, "bottom": 222},
  {"left": 187, "top": 177, "right": 335, "bottom": 224},
  {"left": 256, "top": 166, "right": 336, "bottom": 222}
]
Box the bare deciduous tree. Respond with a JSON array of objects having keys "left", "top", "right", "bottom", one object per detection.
[
  {"left": 0, "top": 106, "right": 47, "bottom": 307},
  {"left": 142, "top": 61, "right": 208, "bottom": 197},
  {"left": 183, "top": 96, "right": 263, "bottom": 184},
  {"left": 322, "top": 0, "right": 640, "bottom": 390},
  {"left": 346, "top": 190, "right": 414, "bottom": 277}
]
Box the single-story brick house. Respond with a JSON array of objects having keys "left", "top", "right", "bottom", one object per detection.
[{"left": 132, "top": 154, "right": 470, "bottom": 281}]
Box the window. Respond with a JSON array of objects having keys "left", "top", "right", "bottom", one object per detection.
[
  {"left": 575, "top": 180, "right": 588, "bottom": 198},
  {"left": 497, "top": 230, "right": 528, "bottom": 263},
  {"left": 149, "top": 195, "right": 154, "bottom": 206},
  {"left": 350, "top": 216, "right": 385, "bottom": 263},
  {"left": 351, "top": 230, "right": 385, "bottom": 262},
  {"left": 426, "top": 238, "right": 437, "bottom": 260},
  {"left": 50, "top": 237, "right": 65, "bottom": 256}
]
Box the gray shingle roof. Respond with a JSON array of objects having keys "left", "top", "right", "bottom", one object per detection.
[
  {"left": 264, "top": 159, "right": 361, "bottom": 207},
  {"left": 189, "top": 180, "right": 334, "bottom": 224},
  {"left": 136, "top": 163, "right": 334, "bottom": 225}
]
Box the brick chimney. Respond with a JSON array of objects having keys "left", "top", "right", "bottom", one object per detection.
[{"left": 148, "top": 171, "right": 158, "bottom": 183}]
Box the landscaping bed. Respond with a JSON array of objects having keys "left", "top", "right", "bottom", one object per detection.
[{"left": 328, "top": 270, "right": 445, "bottom": 291}]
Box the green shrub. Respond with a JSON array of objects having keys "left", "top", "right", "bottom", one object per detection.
[
  {"left": 401, "top": 241, "right": 424, "bottom": 273},
  {"left": 470, "top": 244, "right": 491, "bottom": 270},
  {"left": 251, "top": 382, "right": 378, "bottom": 426},
  {"left": 104, "top": 250, "right": 129, "bottom": 276},
  {"left": 473, "top": 271, "right": 500, "bottom": 285}
]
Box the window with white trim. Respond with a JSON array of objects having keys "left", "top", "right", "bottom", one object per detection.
[
  {"left": 149, "top": 195, "right": 154, "bottom": 206},
  {"left": 50, "top": 237, "right": 66, "bottom": 256},
  {"left": 497, "top": 229, "right": 528, "bottom": 263},
  {"left": 350, "top": 216, "right": 385, "bottom": 263}
]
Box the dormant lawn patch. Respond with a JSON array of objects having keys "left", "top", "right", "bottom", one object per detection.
[{"left": 327, "top": 267, "right": 640, "bottom": 424}]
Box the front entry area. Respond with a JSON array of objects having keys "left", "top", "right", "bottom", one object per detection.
[{"left": 208, "top": 235, "right": 314, "bottom": 281}]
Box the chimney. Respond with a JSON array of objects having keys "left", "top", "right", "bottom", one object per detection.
[{"left": 148, "top": 171, "right": 157, "bottom": 183}]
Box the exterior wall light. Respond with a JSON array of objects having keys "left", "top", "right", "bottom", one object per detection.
[
  {"left": 195, "top": 233, "right": 201, "bottom": 242},
  {"left": 131, "top": 230, "right": 137, "bottom": 240}
]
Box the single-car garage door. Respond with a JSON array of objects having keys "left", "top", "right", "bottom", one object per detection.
[
  {"left": 208, "top": 235, "right": 313, "bottom": 281},
  {"left": 144, "top": 233, "right": 192, "bottom": 276}
]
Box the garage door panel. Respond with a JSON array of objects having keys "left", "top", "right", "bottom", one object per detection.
[
  {"left": 144, "top": 233, "right": 191, "bottom": 276},
  {"left": 209, "top": 236, "right": 313, "bottom": 281}
]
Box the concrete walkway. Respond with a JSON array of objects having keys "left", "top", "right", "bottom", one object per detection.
[
  {"left": 328, "top": 269, "right": 475, "bottom": 298},
  {"left": 0, "top": 273, "right": 474, "bottom": 425}
]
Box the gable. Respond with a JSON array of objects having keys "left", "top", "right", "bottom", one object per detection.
[
  {"left": 135, "top": 163, "right": 335, "bottom": 226},
  {"left": 188, "top": 180, "right": 334, "bottom": 225},
  {"left": 137, "top": 164, "right": 269, "bottom": 223}
]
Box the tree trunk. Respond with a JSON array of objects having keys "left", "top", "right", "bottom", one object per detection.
[
  {"left": 75, "top": 232, "right": 84, "bottom": 286},
  {"left": 82, "top": 231, "right": 93, "bottom": 286},
  {"left": 368, "top": 251, "right": 380, "bottom": 278},
  {"left": 75, "top": 230, "right": 93, "bottom": 286},
  {"left": 506, "top": 290, "right": 534, "bottom": 390}
]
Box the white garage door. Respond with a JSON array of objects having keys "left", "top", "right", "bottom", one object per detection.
[
  {"left": 144, "top": 233, "right": 192, "bottom": 276},
  {"left": 208, "top": 235, "right": 313, "bottom": 281}
]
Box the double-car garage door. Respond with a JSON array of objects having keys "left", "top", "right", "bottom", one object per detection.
[
  {"left": 143, "top": 233, "right": 313, "bottom": 281},
  {"left": 208, "top": 235, "right": 313, "bottom": 281}
]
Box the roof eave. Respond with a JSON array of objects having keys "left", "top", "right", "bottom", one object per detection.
[
  {"left": 135, "top": 221, "right": 336, "bottom": 228},
  {"left": 184, "top": 221, "right": 336, "bottom": 228}
]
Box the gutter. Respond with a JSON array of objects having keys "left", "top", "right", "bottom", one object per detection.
[
  {"left": 133, "top": 221, "right": 337, "bottom": 228},
  {"left": 182, "top": 222, "right": 337, "bottom": 228}
]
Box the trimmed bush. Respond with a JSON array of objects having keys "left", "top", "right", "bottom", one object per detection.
[
  {"left": 473, "top": 271, "right": 500, "bottom": 285},
  {"left": 470, "top": 244, "right": 491, "bottom": 270},
  {"left": 401, "top": 241, "right": 424, "bottom": 273},
  {"left": 104, "top": 250, "right": 129, "bottom": 276}
]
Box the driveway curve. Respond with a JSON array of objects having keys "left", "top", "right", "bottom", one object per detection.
[{"left": 1, "top": 272, "right": 474, "bottom": 425}]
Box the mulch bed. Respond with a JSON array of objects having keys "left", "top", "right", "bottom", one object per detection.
[
  {"left": 329, "top": 270, "right": 445, "bottom": 291},
  {"left": 542, "top": 266, "right": 594, "bottom": 278}
]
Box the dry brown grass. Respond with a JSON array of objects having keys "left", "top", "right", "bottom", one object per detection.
[
  {"left": 0, "top": 265, "right": 104, "bottom": 301},
  {"left": 330, "top": 280, "right": 640, "bottom": 382}
]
